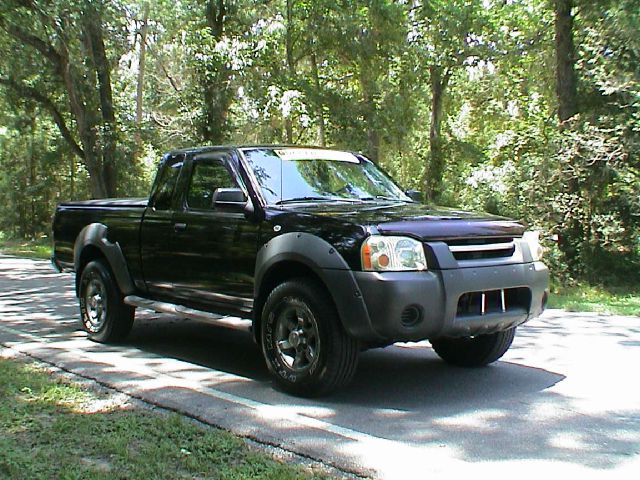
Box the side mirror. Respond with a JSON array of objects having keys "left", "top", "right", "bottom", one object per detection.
[
  {"left": 405, "top": 189, "right": 423, "bottom": 202},
  {"left": 243, "top": 198, "right": 260, "bottom": 221},
  {"left": 212, "top": 188, "right": 247, "bottom": 211}
]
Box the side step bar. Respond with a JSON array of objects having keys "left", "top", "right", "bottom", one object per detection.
[{"left": 124, "top": 295, "right": 252, "bottom": 333}]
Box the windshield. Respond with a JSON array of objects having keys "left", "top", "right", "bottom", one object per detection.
[{"left": 242, "top": 148, "right": 410, "bottom": 205}]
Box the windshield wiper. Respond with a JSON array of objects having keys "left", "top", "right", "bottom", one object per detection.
[
  {"left": 359, "top": 195, "right": 407, "bottom": 202},
  {"left": 275, "top": 196, "right": 362, "bottom": 205}
]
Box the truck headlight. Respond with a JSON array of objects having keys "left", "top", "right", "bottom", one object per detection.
[
  {"left": 523, "top": 230, "right": 544, "bottom": 261},
  {"left": 361, "top": 235, "right": 427, "bottom": 271}
]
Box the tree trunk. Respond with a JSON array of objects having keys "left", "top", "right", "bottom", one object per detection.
[
  {"left": 366, "top": 125, "right": 380, "bottom": 164},
  {"left": 359, "top": 64, "right": 380, "bottom": 163},
  {"left": 424, "top": 66, "right": 450, "bottom": 203},
  {"left": 555, "top": 0, "right": 578, "bottom": 123},
  {"left": 554, "top": 0, "right": 583, "bottom": 272},
  {"left": 59, "top": 58, "right": 107, "bottom": 198},
  {"left": 310, "top": 51, "right": 326, "bottom": 146},
  {"left": 69, "top": 156, "right": 76, "bottom": 200},
  {"left": 203, "top": 86, "right": 228, "bottom": 144},
  {"left": 88, "top": 176, "right": 107, "bottom": 199},
  {"left": 135, "top": 3, "right": 149, "bottom": 156},
  {"left": 28, "top": 116, "right": 37, "bottom": 239},
  {"left": 57, "top": 45, "right": 106, "bottom": 198},
  {"left": 201, "top": 0, "right": 231, "bottom": 144},
  {"left": 284, "top": 0, "right": 295, "bottom": 143},
  {"left": 83, "top": 4, "right": 118, "bottom": 197},
  {"left": 1, "top": 5, "right": 114, "bottom": 199}
]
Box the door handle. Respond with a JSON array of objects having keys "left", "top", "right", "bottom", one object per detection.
[{"left": 174, "top": 222, "right": 187, "bottom": 232}]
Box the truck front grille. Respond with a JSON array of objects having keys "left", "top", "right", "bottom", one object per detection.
[
  {"left": 456, "top": 287, "right": 531, "bottom": 317},
  {"left": 446, "top": 237, "right": 515, "bottom": 261}
]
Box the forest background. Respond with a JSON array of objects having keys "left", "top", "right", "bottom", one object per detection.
[{"left": 0, "top": 0, "right": 638, "bottom": 289}]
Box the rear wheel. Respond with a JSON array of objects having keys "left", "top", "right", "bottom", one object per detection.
[
  {"left": 79, "top": 259, "right": 134, "bottom": 343},
  {"left": 261, "top": 278, "right": 359, "bottom": 396},
  {"left": 430, "top": 328, "right": 516, "bottom": 367}
]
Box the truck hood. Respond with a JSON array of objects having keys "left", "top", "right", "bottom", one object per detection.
[{"left": 282, "top": 201, "right": 525, "bottom": 240}]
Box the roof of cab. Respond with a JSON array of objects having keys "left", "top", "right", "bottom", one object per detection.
[{"left": 166, "top": 145, "right": 353, "bottom": 156}]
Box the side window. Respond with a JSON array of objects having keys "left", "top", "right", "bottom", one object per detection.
[
  {"left": 186, "top": 160, "right": 237, "bottom": 210},
  {"left": 152, "top": 157, "right": 183, "bottom": 210}
]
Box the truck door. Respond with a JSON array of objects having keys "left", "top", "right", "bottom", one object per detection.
[
  {"left": 139, "top": 153, "right": 185, "bottom": 298},
  {"left": 170, "top": 153, "right": 258, "bottom": 314}
]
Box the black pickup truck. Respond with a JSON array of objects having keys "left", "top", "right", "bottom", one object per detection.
[{"left": 52, "top": 145, "right": 549, "bottom": 396}]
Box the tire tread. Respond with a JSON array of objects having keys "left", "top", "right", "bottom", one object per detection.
[
  {"left": 79, "top": 259, "right": 134, "bottom": 343},
  {"left": 261, "top": 278, "right": 359, "bottom": 396},
  {"left": 431, "top": 328, "right": 516, "bottom": 367}
]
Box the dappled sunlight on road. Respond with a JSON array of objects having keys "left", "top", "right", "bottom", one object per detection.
[
  {"left": 1, "top": 255, "right": 639, "bottom": 479},
  {"left": 507, "top": 310, "right": 640, "bottom": 414}
]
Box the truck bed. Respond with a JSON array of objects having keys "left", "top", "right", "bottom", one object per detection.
[{"left": 52, "top": 197, "right": 148, "bottom": 273}]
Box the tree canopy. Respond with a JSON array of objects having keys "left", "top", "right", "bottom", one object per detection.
[{"left": 1, "top": 0, "right": 638, "bottom": 284}]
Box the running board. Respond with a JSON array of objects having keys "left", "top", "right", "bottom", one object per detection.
[{"left": 124, "top": 295, "right": 252, "bottom": 333}]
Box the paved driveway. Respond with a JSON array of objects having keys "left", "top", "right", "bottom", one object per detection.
[{"left": 1, "top": 255, "right": 638, "bottom": 479}]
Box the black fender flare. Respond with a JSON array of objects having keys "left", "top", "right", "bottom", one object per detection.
[
  {"left": 73, "top": 223, "right": 135, "bottom": 296},
  {"left": 254, "top": 232, "right": 381, "bottom": 342}
]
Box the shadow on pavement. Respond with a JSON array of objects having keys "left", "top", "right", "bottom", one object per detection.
[{"left": 2, "top": 256, "right": 639, "bottom": 472}]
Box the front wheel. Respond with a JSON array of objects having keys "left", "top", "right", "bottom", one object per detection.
[
  {"left": 79, "top": 259, "right": 134, "bottom": 343},
  {"left": 430, "top": 328, "right": 516, "bottom": 367},
  {"left": 261, "top": 278, "right": 359, "bottom": 397}
]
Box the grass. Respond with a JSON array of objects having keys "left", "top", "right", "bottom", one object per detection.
[
  {"left": 548, "top": 283, "right": 640, "bottom": 316},
  {"left": 0, "top": 237, "right": 51, "bottom": 260},
  {"left": 0, "top": 358, "right": 332, "bottom": 480}
]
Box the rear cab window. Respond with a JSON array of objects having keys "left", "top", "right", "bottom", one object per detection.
[{"left": 150, "top": 155, "right": 184, "bottom": 210}]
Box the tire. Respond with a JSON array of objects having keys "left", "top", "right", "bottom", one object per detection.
[
  {"left": 78, "top": 259, "right": 135, "bottom": 343},
  {"left": 430, "top": 327, "right": 516, "bottom": 367},
  {"left": 260, "top": 278, "right": 359, "bottom": 397}
]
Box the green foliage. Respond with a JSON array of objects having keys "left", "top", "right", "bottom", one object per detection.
[
  {"left": 0, "top": 0, "right": 638, "bottom": 285},
  {"left": 0, "top": 234, "right": 51, "bottom": 259},
  {"left": 0, "top": 109, "right": 89, "bottom": 238},
  {"left": 549, "top": 283, "right": 640, "bottom": 316}
]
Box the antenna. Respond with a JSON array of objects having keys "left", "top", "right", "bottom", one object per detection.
[{"left": 280, "top": 150, "right": 283, "bottom": 208}]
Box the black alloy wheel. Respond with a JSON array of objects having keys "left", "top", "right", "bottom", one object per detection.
[
  {"left": 261, "top": 278, "right": 359, "bottom": 396},
  {"left": 79, "top": 259, "right": 134, "bottom": 343}
]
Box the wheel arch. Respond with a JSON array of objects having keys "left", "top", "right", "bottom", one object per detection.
[
  {"left": 73, "top": 223, "right": 135, "bottom": 297},
  {"left": 253, "top": 232, "right": 377, "bottom": 344}
]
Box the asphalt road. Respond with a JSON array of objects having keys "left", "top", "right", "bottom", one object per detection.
[{"left": 1, "top": 255, "right": 639, "bottom": 479}]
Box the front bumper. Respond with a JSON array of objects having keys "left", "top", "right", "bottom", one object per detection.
[{"left": 352, "top": 261, "right": 549, "bottom": 342}]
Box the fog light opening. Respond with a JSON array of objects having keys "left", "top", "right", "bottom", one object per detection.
[{"left": 401, "top": 305, "right": 423, "bottom": 327}]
